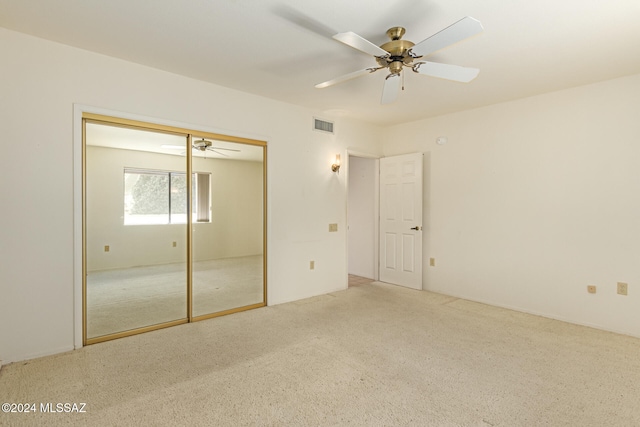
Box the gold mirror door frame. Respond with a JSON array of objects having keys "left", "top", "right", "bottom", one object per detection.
[{"left": 83, "top": 113, "right": 267, "bottom": 345}]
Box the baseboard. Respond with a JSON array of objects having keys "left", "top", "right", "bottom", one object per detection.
[
  {"left": 3, "top": 345, "right": 75, "bottom": 365},
  {"left": 425, "top": 288, "right": 640, "bottom": 340}
]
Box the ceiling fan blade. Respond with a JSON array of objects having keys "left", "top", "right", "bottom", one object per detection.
[
  {"left": 413, "top": 61, "right": 479, "bottom": 82},
  {"left": 209, "top": 146, "right": 240, "bottom": 152},
  {"left": 333, "top": 32, "right": 390, "bottom": 57},
  {"left": 315, "top": 68, "right": 378, "bottom": 89},
  {"left": 411, "top": 16, "right": 483, "bottom": 58},
  {"left": 210, "top": 149, "right": 229, "bottom": 157},
  {"left": 381, "top": 74, "right": 401, "bottom": 104}
]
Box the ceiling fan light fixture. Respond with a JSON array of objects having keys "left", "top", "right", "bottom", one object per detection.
[{"left": 389, "top": 61, "right": 404, "bottom": 75}]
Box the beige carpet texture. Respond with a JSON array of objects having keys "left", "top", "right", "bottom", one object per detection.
[{"left": 1, "top": 282, "right": 640, "bottom": 426}]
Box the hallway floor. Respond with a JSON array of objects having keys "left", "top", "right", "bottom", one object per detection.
[{"left": 348, "top": 274, "right": 374, "bottom": 287}]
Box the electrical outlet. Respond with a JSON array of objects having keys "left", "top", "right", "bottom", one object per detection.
[
  {"left": 429, "top": 258, "right": 436, "bottom": 267},
  {"left": 310, "top": 261, "right": 315, "bottom": 270},
  {"left": 329, "top": 223, "right": 338, "bottom": 232},
  {"left": 104, "top": 245, "right": 110, "bottom": 252},
  {"left": 617, "top": 282, "right": 628, "bottom": 296},
  {"left": 172, "top": 241, "right": 177, "bottom": 247},
  {"left": 587, "top": 285, "right": 596, "bottom": 294}
]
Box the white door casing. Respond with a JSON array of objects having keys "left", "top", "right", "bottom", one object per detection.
[{"left": 379, "top": 153, "right": 423, "bottom": 289}]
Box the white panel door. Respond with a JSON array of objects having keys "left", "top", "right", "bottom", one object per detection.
[{"left": 379, "top": 153, "right": 423, "bottom": 289}]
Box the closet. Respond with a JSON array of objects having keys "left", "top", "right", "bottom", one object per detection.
[{"left": 83, "top": 114, "right": 266, "bottom": 344}]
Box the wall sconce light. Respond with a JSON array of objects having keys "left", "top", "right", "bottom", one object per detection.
[{"left": 331, "top": 154, "right": 341, "bottom": 173}]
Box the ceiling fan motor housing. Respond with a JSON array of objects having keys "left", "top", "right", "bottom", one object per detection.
[{"left": 378, "top": 27, "right": 416, "bottom": 72}]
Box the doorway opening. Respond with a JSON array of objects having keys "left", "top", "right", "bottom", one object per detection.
[
  {"left": 347, "top": 154, "right": 378, "bottom": 287},
  {"left": 347, "top": 152, "right": 424, "bottom": 290}
]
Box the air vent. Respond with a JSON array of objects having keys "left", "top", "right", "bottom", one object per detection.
[{"left": 313, "top": 118, "right": 334, "bottom": 134}]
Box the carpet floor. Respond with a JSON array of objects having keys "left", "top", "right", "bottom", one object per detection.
[{"left": 2, "top": 282, "right": 640, "bottom": 426}]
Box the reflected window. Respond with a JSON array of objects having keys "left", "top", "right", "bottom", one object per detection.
[{"left": 124, "top": 168, "right": 210, "bottom": 225}]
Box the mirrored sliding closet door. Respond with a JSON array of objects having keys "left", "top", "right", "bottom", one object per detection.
[{"left": 83, "top": 114, "right": 267, "bottom": 344}]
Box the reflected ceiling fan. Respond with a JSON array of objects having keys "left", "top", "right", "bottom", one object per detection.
[
  {"left": 191, "top": 138, "right": 241, "bottom": 157},
  {"left": 163, "top": 138, "right": 241, "bottom": 157},
  {"left": 315, "top": 16, "right": 483, "bottom": 104}
]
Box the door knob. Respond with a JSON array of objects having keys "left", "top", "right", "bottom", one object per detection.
[{"left": 410, "top": 226, "right": 422, "bottom": 231}]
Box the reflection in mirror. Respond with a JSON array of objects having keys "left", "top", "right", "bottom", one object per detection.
[
  {"left": 191, "top": 139, "right": 265, "bottom": 317},
  {"left": 85, "top": 122, "right": 188, "bottom": 339}
]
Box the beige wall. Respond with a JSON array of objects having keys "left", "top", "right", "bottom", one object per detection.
[
  {"left": 382, "top": 73, "right": 640, "bottom": 337},
  {"left": 86, "top": 146, "right": 263, "bottom": 271},
  {"left": 0, "top": 27, "right": 383, "bottom": 363}
]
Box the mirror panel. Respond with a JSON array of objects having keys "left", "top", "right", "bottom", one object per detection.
[
  {"left": 85, "top": 122, "right": 188, "bottom": 339},
  {"left": 192, "top": 140, "right": 265, "bottom": 317}
]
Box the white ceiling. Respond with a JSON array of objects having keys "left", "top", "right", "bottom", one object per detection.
[{"left": 2, "top": 0, "right": 640, "bottom": 126}]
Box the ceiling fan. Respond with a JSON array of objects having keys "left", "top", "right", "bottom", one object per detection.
[
  {"left": 315, "top": 16, "right": 484, "bottom": 104},
  {"left": 163, "top": 138, "right": 241, "bottom": 157},
  {"left": 191, "top": 138, "right": 241, "bottom": 157}
]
